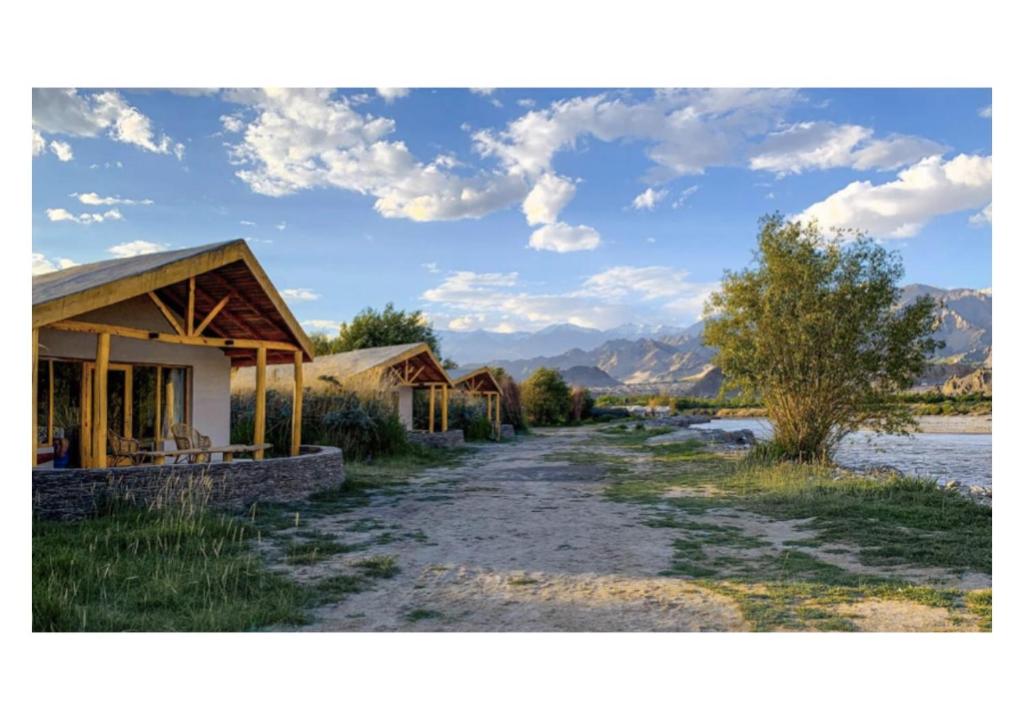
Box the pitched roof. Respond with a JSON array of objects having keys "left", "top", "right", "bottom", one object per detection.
[
  {"left": 33, "top": 239, "right": 313, "bottom": 366},
  {"left": 452, "top": 367, "right": 502, "bottom": 394}
]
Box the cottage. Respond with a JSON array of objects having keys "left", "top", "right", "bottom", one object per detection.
[
  {"left": 32, "top": 240, "right": 314, "bottom": 469},
  {"left": 232, "top": 342, "right": 454, "bottom": 433}
]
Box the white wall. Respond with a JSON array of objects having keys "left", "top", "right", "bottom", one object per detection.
[
  {"left": 397, "top": 385, "right": 414, "bottom": 430},
  {"left": 38, "top": 295, "right": 233, "bottom": 447}
]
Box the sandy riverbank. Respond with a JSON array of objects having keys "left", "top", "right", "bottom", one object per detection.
[{"left": 912, "top": 415, "right": 991, "bottom": 434}]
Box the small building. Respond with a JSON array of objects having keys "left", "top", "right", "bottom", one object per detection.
[
  {"left": 32, "top": 240, "right": 314, "bottom": 468},
  {"left": 233, "top": 342, "right": 454, "bottom": 433},
  {"left": 452, "top": 368, "right": 504, "bottom": 437}
]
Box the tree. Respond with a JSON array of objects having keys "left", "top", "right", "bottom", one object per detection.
[
  {"left": 521, "top": 368, "right": 572, "bottom": 426},
  {"left": 702, "top": 214, "right": 941, "bottom": 462},
  {"left": 333, "top": 303, "right": 444, "bottom": 358},
  {"left": 569, "top": 386, "right": 594, "bottom": 423}
]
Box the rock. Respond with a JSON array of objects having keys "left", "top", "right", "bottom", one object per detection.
[
  {"left": 968, "top": 484, "right": 992, "bottom": 497},
  {"left": 700, "top": 428, "right": 756, "bottom": 446},
  {"left": 944, "top": 480, "right": 961, "bottom": 490}
]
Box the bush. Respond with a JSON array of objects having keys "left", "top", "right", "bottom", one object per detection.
[
  {"left": 521, "top": 368, "right": 572, "bottom": 426},
  {"left": 446, "top": 392, "right": 496, "bottom": 441},
  {"left": 570, "top": 386, "right": 594, "bottom": 423},
  {"left": 494, "top": 370, "right": 528, "bottom": 432},
  {"left": 231, "top": 387, "right": 408, "bottom": 462}
]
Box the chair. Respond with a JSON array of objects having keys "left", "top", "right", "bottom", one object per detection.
[
  {"left": 107, "top": 430, "right": 145, "bottom": 467},
  {"left": 170, "top": 423, "right": 212, "bottom": 464}
]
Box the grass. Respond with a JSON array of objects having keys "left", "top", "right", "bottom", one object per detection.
[
  {"left": 404, "top": 608, "right": 443, "bottom": 623},
  {"left": 354, "top": 554, "right": 400, "bottom": 578},
  {"left": 283, "top": 531, "right": 355, "bottom": 565}
]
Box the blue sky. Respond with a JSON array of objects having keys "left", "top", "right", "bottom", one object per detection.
[{"left": 32, "top": 87, "right": 992, "bottom": 334}]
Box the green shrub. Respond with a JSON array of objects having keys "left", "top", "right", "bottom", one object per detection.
[{"left": 521, "top": 368, "right": 572, "bottom": 426}]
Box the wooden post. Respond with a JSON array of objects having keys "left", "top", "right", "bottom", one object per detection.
[
  {"left": 495, "top": 393, "right": 501, "bottom": 439},
  {"left": 254, "top": 345, "right": 267, "bottom": 460},
  {"left": 94, "top": 332, "right": 110, "bottom": 468},
  {"left": 485, "top": 393, "right": 492, "bottom": 429},
  {"left": 32, "top": 329, "right": 38, "bottom": 466},
  {"left": 441, "top": 384, "right": 448, "bottom": 432},
  {"left": 47, "top": 360, "right": 54, "bottom": 446},
  {"left": 428, "top": 384, "right": 436, "bottom": 433},
  {"left": 154, "top": 367, "right": 162, "bottom": 450},
  {"left": 186, "top": 276, "right": 196, "bottom": 336},
  {"left": 291, "top": 350, "right": 303, "bottom": 456}
]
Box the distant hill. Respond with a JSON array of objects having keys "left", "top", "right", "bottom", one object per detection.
[
  {"left": 465, "top": 286, "right": 991, "bottom": 396},
  {"left": 559, "top": 366, "right": 622, "bottom": 387}
]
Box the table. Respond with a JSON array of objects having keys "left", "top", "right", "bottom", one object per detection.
[{"left": 135, "top": 443, "right": 273, "bottom": 465}]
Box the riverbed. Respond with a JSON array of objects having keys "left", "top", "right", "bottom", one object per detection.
[{"left": 701, "top": 416, "right": 993, "bottom": 487}]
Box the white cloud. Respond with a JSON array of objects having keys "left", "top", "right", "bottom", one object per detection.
[
  {"left": 46, "top": 207, "right": 123, "bottom": 224},
  {"left": 73, "top": 192, "right": 152, "bottom": 206},
  {"left": 32, "top": 88, "right": 181, "bottom": 158},
  {"left": 522, "top": 173, "right": 576, "bottom": 225},
  {"left": 226, "top": 88, "right": 530, "bottom": 222},
  {"left": 978, "top": 105, "right": 992, "bottom": 119},
  {"left": 749, "top": 121, "right": 946, "bottom": 175},
  {"left": 422, "top": 266, "right": 713, "bottom": 331},
  {"left": 470, "top": 88, "right": 496, "bottom": 96},
  {"left": 970, "top": 203, "right": 992, "bottom": 226},
  {"left": 33, "top": 130, "right": 46, "bottom": 156},
  {"left": 301, "top": 319, "right": 341, "bottom": 332},
  {"left": 377, "top": 88, "right": 410, "bottom": 102},
  {"left": 281, "top": 288, "right": 320, "bottom": 301},
  {"left": 239, "top": 220, "right": 256, "bottom": 226},
  {"left": 49, "top": 140, "right": 73, "bottom": 162},
  {"left": 517, "top": 98, "right": 536, "bottom": 108},
  {"left": 673, "top": 184, "right": 699, "bottom": 208},
  {"left": 275, "top": 221, "right": 287, "bottom": 231},
  {"left": 632, "top": 187, "right": 667, "bottom": 210},
  {"left": 795, "top": 154, "right": 992, "bottom": 238},
  {"left": 220, "top": 114, "right": 245, "bottom": 132},
  {"left": 107, "top": 240, "right": 168, "bottom": 257},
  {"left": 422, "top": 262, "right": 440, "bottom": 274},
  {"left": 32, "top": 253, "right": 77, "bottom": 275},
  {"left": 528, "top": 222, "right": 601, "bottom": 253}
]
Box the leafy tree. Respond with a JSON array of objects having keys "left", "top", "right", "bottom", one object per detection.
[
  {"left": 702, "top": 214, "right": 941, "bottom": 462},
  {"left": 308, "top": 303, "right": 445, "bottom": 360},
  {"left": 521, "top": 368, "right": 572, "bottom": 426}
]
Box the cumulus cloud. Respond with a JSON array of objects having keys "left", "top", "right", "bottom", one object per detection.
[
  {"left": 73, "top": 192, "right": 152, "bottom": 206},
  {"left": 632, "top": 187, "right": 667, "bottom": 210},
  {"left": 281, "top": 288, "right": 320, "bottom": 301},
  {"left": 376, "top": 88, "right": 410, "bottom": 102},
  {"left": 528, "top": 222, "right": 601, "bottom": 253},
  {"left": 33, "top": 130, "right": 46, "bottom": 156},
  {"left": 225, "top": 88, "right": 529, "bottom": 222},
  {"left": 46, "top": 207, "right": 123, "bottom": 224},
  {"left": 32, "top": 253, "right": 77, "bottom": 275},
  {"left": 107, "top": 240, "right": 168, "bottom": 257},
  {"left": 522, "top": 173, "right": 576, "bottom": 225},
  {"left": 795, "top": 154, "right": 992, "bottom": 238},
  {"left": 749, "top": 121, "right": 947, "bottom": 175},
  {"left": 422, "top": 266, "right": 713, "bottom": 331},
  {"left": 32, "top": 89, "right": 181, "bottom": 157},
  {"left": 49, "top": 140, "right": 73, "bottom": 162}
]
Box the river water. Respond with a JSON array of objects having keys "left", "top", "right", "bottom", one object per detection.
[{"left": 700, "top": 417, "right": 992, "bottom": 487}]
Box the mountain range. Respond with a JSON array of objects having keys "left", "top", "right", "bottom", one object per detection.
[{"left": 448, "top": 285, "right": 992, "bottom": 395}]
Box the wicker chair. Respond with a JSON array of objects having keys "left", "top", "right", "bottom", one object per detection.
[
  {"left": 170, "top": 423, "right": 212, "bottom": 464},
  {"left": 107, "top": 430, "right": 145, "bottom": 467}
]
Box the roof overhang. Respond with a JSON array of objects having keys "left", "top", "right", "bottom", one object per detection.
[{"left": 453, "top": 367, "right": 502, "bottom": 394}]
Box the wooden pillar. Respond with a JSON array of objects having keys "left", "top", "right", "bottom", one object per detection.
[
  {"left": 32, "top": 329, "right": 38, "bottom": 466},
  {"left": 154, "top": 367, "right": 162, "bottom": 449},
  {"left": 441, "top": 384, "right": 449, "bottom": 432},
  {"left": 495, "top": 393, "right": 502, "bottom": 439},
  {"left": 93, "top": 332, "right": 110, "bottom": 468},
  {"left": 291, "top": 350, "right": 303, "bottom": 456},
  {"left": 186, "top": 276, "right": 196, "bottom": 336},
  {"left": 428, "top": 384, "right": 436, "bottom": 433},
  {"left": 485, "top": 393, "right": 492, "bottom": 428},
  {"left": 254, "top": 345, "right": 267, "bottom": 460}
]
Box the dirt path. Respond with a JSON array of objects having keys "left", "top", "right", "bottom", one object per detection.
[{"left": 277, "top": 426, "right": 987, "bottom": 632}]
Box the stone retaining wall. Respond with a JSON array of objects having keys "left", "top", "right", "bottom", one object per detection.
[
  {"left": 407, "top": 429, "right": 466, "bottom": 449},
  {"left": 32, "top": 445, "right": 344, "bottom": 521}
]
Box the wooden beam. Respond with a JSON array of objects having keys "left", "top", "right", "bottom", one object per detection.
[
  {"left": 186, "top": 276, "right": 196, "bottom": 336},
  {"left": 47, "top": 320, "right": 302, "bottom": 354},
  {"left": 147, "top": 291, "right": 186, "bottom": 336},
  {"left": 154, "top": 366, "right": 162, "bottom": 449},
  {"left": 193, "top": 292, "right": 232, "bottom": 337},
  {"left": 291, "top": 350, "right": 303, "bottom": 457},
  {"left": 254, "top": 346, "right": 267, "bottom": 460},
  {"left": 441, "top": 384, "right": 448, "bottom": 433},
  {"left": 428, "top": 384, "right": 435, "bottom": 433},
  {"left": 32, "top": 329, "right": 38, "bottom": 466},
  {"left": 94, "top": 332, "right": 110, "bottom": 468}
]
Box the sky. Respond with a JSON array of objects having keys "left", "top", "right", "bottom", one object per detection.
[{"left": 32, "top": 87, "right": 992, "bottom": 335}]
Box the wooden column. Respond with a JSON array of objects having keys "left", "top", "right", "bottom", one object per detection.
[
  {"left": 93, "top": 332, "right": 110, "bottom": 468},
  {"left": 186, "top": 276, "right": 196, "bottom": 336},
  {"left": 291, "top": 350, "right": 303, "bottom": 456},
  {"left": 495, "top": 393, "right": 502, "bottom": 439},
  {"left": 485, "top": 394, "right": 492, "bottom": 428},
  {"left": 428, "top": 384, "right": 436, "bottom": 433},
  {"left": 441, "top": 384, "right": 449, "bottom": 432},
  {"left": 254, "top": 345, "right": 267, "bottom": 460},
  {"left": 32, "top": 329, "right": 38, "bottom": 466},
  {"left": 154, "top": 367, "right": 162, "bottom": 449}
]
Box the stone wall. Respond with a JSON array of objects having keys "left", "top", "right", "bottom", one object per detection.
[
  {"left": 32, "top": 446, "right": 344, "bottom": 521},
  {"left": 407, "top": 429, "right": 465, "bottom": 449}
]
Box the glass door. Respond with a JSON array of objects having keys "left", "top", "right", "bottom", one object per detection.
[{"left": 82, "top": 362, "right": 132, "bottom": 467}]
